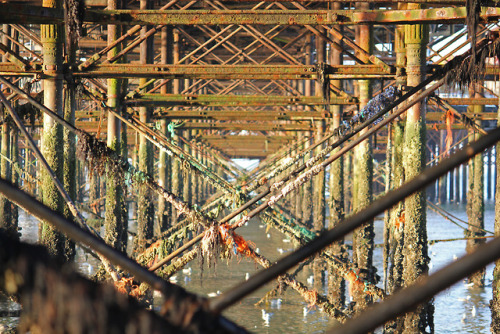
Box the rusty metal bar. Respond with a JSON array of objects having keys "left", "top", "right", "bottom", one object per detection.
[
  {"left": 78, "top": 7, "right": 500, "bottom": 26},
  {"left": 4, "top": 5, "right": 500, "bottom": 25},
  {"left": 0, "top": 31, "right": 42, "bottom": 61},
  {"left": 126, "top": 93, "right": 355, "bottom": 106},
  {"left": 0, "top": 42, "right": 32, "bottom": 70},
  {"left": 152, "top": 109, "right": 329, "bottom": 120},
  {"left": 72, "top": 120, "right": 315, "bottom": 132},
  {"left": 11, "top": 24, "right": 42, "bottom": 46},
  {"left": 180, "top": 122, "right": 314, "bottom": 131},
  {"left": 77, "top": 64, "right": 318, "bottom": 79},
  {"left": 2, "top": 62, "right": 394, "bottom": 78}
]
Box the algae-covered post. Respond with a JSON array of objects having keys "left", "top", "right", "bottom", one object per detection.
[
  {"left": 182, "top": 130, "right": 192, "bottom": 205},
  {"left": 302, "top": 34, "right": 313, "bottom": 228},
  {"left": 328, "top": 14, "right": 345, "bottom": 307},
  {"left": 136, "top": 0, "right": 155, "bottom": 253},
  {"left": 466, "top": 91, "right": 485, "bottom": 286},
  {"left": 0, "top": 121, "right": 12, "bottom": 234},
  {"left": 492, "top": 91, "right": 500, "bottom": 332},
  {"left": 39, "top": 0, "right": 71, "bottom": 262},
  {"left": 190, "top": 129, "right": 199, "bottom": 206},
  {"left": 10, "top": 126, "right": 19, "bottom": 233},
  {"left": 352, "top": 0, "right": 375, "bottom": 311},
  {"left": 402, "top": 5, "right": 432, "bottom": 331},
  {"left": 105, "top": 0, "right": 126, "bottom": 254}
]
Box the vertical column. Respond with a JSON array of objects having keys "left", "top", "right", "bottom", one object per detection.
[
  {"left": 157, "top": 26, "right": 173, "bottom": 234},
  {"left": 351, "top": 1, "right": 374, "bottom": 310},
  {"left": 466, "top": 107, "right": 485, "bottom": 285},
  {"left": 301, "top": 34, "right": 313, "bottom": 228},
  {"left": 0, "top": 24, "right": 13, "bottom": 236},
  {"left": 313, "top": 31, "right": 327, "bottom": 289},
  {"left": 402, "top": 7, "right": 432, "bottom": 331},
  {"left": 196, "top": 143, "right": 203, "bottom": 203},
  {"left": 182, "top": 131, "right": 192, "bottom": 204},
  {"left": 0, "top": 121, "right": 12, "bottom": 233},
  {"left": 136, "top": 0, "right": 155, "bottom": 251},
  {"left": 170, "top": 29, "right": 182, "bottom": 224},
  {"left": 438, "top": 130, "right": 447, "bottom": 203},
  {"left": 10, "top": 127, "right": 18, "bottom": 229},
  {"left": 62, "top": 79, "right": 76, "bottom": 258},
  {"left": 313, "top": 29, "right": 326, "bottom": 233},
  {"left": 487, "top": 148, "right": 492, "bottom": 201},
  {"left": 328, "top": 4, "right": 345, "bottom": 307},
  {"left": 294, "top": 133, "right": 303, "bottom": 218},
  {"left": 455, "top": 146, "right": 462, "bottom": 202},
  {"left": 39, "top": 0, "right": 70, "bottom": 262},
  {"left": 385, "top": 123, "right": 405, "bottom": 333},
  {"left": 190, "top": 130, "right": 198, "bottom": 206},
  {"left": 105, "top": 0, "right": 126, "bottom": 253},
  {"left": 385, "top": 20, "right": 406, "bottom": 323},
  {"left": 491, "top": 94, "right": 500, "bottom": 331}
]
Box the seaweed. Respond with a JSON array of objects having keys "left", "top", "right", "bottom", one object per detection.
[{"left": 444, "top": 15, "right": 500, "bottom": 89}]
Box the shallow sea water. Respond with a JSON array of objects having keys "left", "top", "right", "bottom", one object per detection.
[{"left": 0, "top": 202, "right": 496, "bottom": 333}]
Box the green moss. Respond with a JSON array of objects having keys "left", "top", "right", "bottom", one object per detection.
[
  {"left": 104, "top": 137, "right": 126, "bottom": 253},
  {"left": 170, "top": 134, "right": 182, "bottom": 225},
  {"left": 466, "top": 124, "right": 485, "bottom": 285},
  {"left": 136, "top": 130, "right": 154, "bottom": 252},
  {"left": 387, "top": 123, "right": 405, "bottom": 295},
  {"left": 402, "top": 113, "right": 432, "bottom": 332},
  {"left": 301, "top": 139, "right": 313, "bottom": 228},
  {"left": 62, "top": 86, "right": 76, "bottom": 260},
  {"left": 157, "top": 127, "right": 171, "bottom": 234},
  {"left": 40, "top": 117, "right": 69, "bottom": 263}
]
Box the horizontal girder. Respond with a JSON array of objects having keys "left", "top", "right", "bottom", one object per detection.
[
  {"left": 2, "top": 5, "right": 500, "bottom": 25},
  {"left": 75, "top": 64, "right": 394, "bottom": 79},
  {"left": 150, "top": 110, "right": 330, "bottom": 120},
  {"left": 0, "top": 62, "right": 393, "bottom": 79},
  {"left": 126, "top": 94, "right": 355, "bottom": 106},
  {"left": 71, "top": 120, "right": 315, "bottom": 131}
]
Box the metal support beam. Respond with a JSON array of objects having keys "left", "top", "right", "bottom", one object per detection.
[
  {"left": 81, "top": 7, "right": 500, "bottom": 25},
  {"left": 75, "top": 64, "right": 393, "bottom": 79},
  {"left": 2, "top": 5, "right": 500, "bottom": 25},
  {"left": 152, "top": 109, "right": 331, "bottom": 120},
  {"left": 126, "top": 94, "right": 355, "bottom": 106}
]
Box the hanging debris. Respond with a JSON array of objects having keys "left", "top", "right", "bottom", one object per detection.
[
  {"left": 444, "top": 36, "right": 500, "bottom": 88},
  {"left": 466, "top": 0, "right": 487, "bottom": 82}
]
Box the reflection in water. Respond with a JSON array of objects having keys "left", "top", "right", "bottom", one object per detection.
[{"left": 0, "top": 203, "right": 496, "bottom": 333}]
